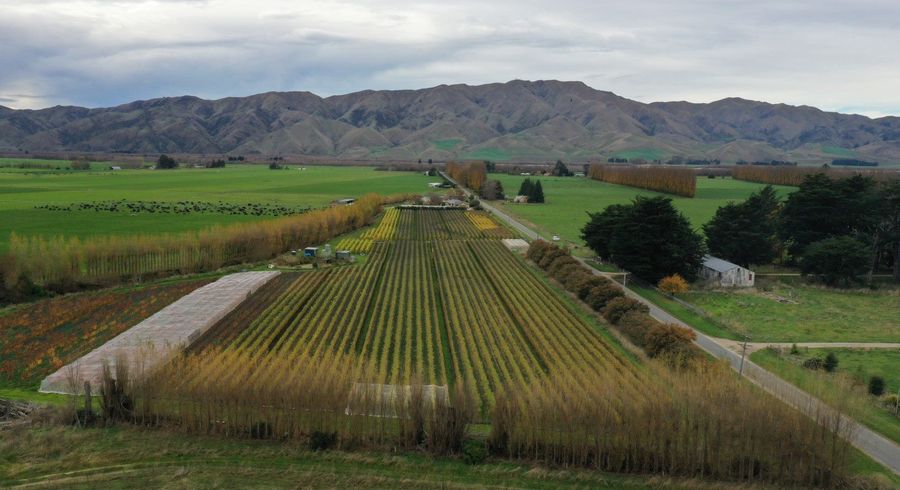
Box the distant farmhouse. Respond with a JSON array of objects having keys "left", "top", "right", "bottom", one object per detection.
[{"left": 699, "top": 256, "right": 755, "bottom": 287}]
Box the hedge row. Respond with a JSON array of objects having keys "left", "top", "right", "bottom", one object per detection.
[{"left": 527, "top": 241, "right": 695, "bottom": 361}]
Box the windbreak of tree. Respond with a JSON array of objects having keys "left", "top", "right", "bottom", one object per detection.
[
  {"left": 445, "top": 162, "right": 486, "bottom": 192},
  {"left": 587, "top": 164, "right": 696, "bottom": 197},
  {"left": 701, "top": 175, "right": 900, "bottom": 284},
  {"left": 732, "top": 165, "right": 897, "bottom": 186},
  {"left": 779, "top": 175, "right": 899, "bottom": 284},
  {"left": 2, "top": 193, "right": 412, "bottom": 292}
]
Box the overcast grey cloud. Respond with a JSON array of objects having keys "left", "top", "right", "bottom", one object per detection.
[{"left": 1, "top": 0, "right": 899, "bottom": 116}]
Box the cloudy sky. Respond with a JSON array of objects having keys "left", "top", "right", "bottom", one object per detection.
[{"left": 2, "top": 0, "right": 898, "bottom": 116}]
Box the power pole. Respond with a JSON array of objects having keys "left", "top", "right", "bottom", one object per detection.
[{"left": 739, "top": 335, "right": 749, "bottom": 377}]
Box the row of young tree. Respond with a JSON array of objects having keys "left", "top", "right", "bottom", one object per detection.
[
  {"left": 1, "top": 194, "right": 411, "bottom": 299},
  {"left": 587, "top": 164, "right": 697, "bottom": 197},
  {"left": 69, "top": 343, "right": 853, "bottom": 487},
  {"left": 445, "top": 162, "right": 487, "bottom": 192},
  {"left": 732, "top": 165, "right": 897, "bottom": 186},
  {"left": 581, "top": 173, "right": 899, "bottom": 286}
]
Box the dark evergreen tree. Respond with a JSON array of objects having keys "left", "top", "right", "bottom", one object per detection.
[
  {"left": 824, "top": 352, "right": 839, "bottom": 372},
  {"left": 582, "top": 197, "right": 705, "bottom": 282},
  {"left": 779, "top": 174, "right": 878, "bottom": 258},
  {"left": 552, "top": 160, "right": 572, "bottom": 176},
  {"left": 517, "top": 178, "right": 533, "bottom": 198},
  {"left": 873, "top": 180, "right": 900, "bottom": 281},
  {"left": 799, "top": 236, "right": 871, "bottom": 286},
  {"left": 869, "top": 376, "right": 885, "bottom": 396},
  {"left": 703, "top": 185, "right": 780, "bottom": 267},
  {"left": 581, "top": 204, "right": 630, "bottom": 260},
  {"left": 156, "top": 154, "right": 178, "bottom": 169},
  {"left": 530, "top": 180, "right": 545, "bottom": 203}
]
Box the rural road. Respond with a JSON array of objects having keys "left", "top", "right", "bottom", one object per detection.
[
  {"left": 440, "top": 171, "right": 900, "bottom": 475},
  {"left": 716, "top": 340, "right": 900, "bottom": 355}
]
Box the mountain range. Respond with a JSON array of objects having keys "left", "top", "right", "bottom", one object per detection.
[{"left": 1, "top": 80, "right": 898, "bottom": 163}]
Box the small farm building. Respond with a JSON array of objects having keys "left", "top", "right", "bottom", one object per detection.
[
  {"left": 699, "top": 255, "right": 755, "bottom": 287},
  {"left": 336, "top": 198, "right": 356, "bottom": 205},
  {"left": 110, "top": 166, "right": 122, "bottom": 171},
  {"left": 502, "top": 238, "right": 529, "bottom": 254},
  {"left": 428, "top": 182, "right": 443, "bottom": 188},
  {"left": 303, "top": 247, "right": 318, "bottom": 258},
  {"left": 336, "top": 250, "right": 353, "bottom": 262},
  {"left": 513, "top": 195, "right": 529, "bottom": 203}
]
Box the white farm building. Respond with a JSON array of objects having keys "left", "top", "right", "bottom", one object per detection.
[{"left": 699, "top": 255, "right": 755, "bottom": 287}]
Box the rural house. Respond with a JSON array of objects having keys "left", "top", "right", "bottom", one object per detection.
[{"left": 699, "top": 255, "right": 755, "bottom": 287}]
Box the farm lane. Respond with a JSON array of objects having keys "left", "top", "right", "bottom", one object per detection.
[
  {"left": 717, "top": 340, "right": 900, "bottom": 355},
  {"left": 440, "top": 171, "right": 900, "bottom": 475}
]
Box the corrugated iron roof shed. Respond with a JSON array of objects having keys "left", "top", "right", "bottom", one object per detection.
[{"left": 702, "top": 255, "right": 740, "bottom": 273}]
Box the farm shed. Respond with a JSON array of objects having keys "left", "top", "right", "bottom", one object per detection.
[
  {"left": 427, "top": 182, "right": 443, "bottom": 188},
  {"left": 502, "top": 238, "right": 530, "bottom": 254},
  {"left": 303, "top": 247, "right": 318, "bottom": 258},
  {"left": 336, "top": 198, "right": 356, "bottom": 205},
  {"left": 336, "top": 250, "right": 353, "bottom": 261},
  {"left": 699, "top": 255, "right": 755, "bottom": 287},
  {"left": 513, "top": 195, "right": 529, "bottom": 203}
]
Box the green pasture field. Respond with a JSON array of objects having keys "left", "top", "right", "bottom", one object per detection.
[
  {"left": 752, "top": 347, "right": 900, "bottom": 445},
  {"left": 491, "top": 175, "right": 794, "bottom": 252},
  {"left": 685, "top": 283, "right": 900, "bottom": 343},
  {"left": 1, "top": 423, "right": 894, "bottom": 488},
  {"left": 462, "top": 147, "right": 512, "bottom": 161},
  {"left": 821, "top": 145, "right": 858, "bottom": 157},
  {"left": 0, "top": 157, "right": 116, "bottom": 173},
  {"left": 0, "top": 425, "right": 836, "bottom": 490},
  {"left": 432, "top": 139, "right": 461, "bottom": 151},
  {"left": 611, "top": 148, "right": 667, "bottom": 161},
  {"left": 0, "top": 165, "right": 435, "bottom": 252}
]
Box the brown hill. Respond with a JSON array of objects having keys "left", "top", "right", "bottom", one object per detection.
[{"left": 1, "top": 80, "right": 898, "bottom": 163}]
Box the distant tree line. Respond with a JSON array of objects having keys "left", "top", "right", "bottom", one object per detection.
[
  {"left": 446, "top": 162, "right": 487, "bottom": 192},
  {"left": 732, "top": 165, "right": 897, "bottom": 186},
  {"left": 735, "top": 160, "right": 797, "bottom": 166},
  {"left": 587, "top": 164, "right": 696, "bottom": 197},
  {"left": 831, "top": 158, "right": 878, "bottom": 167}
]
